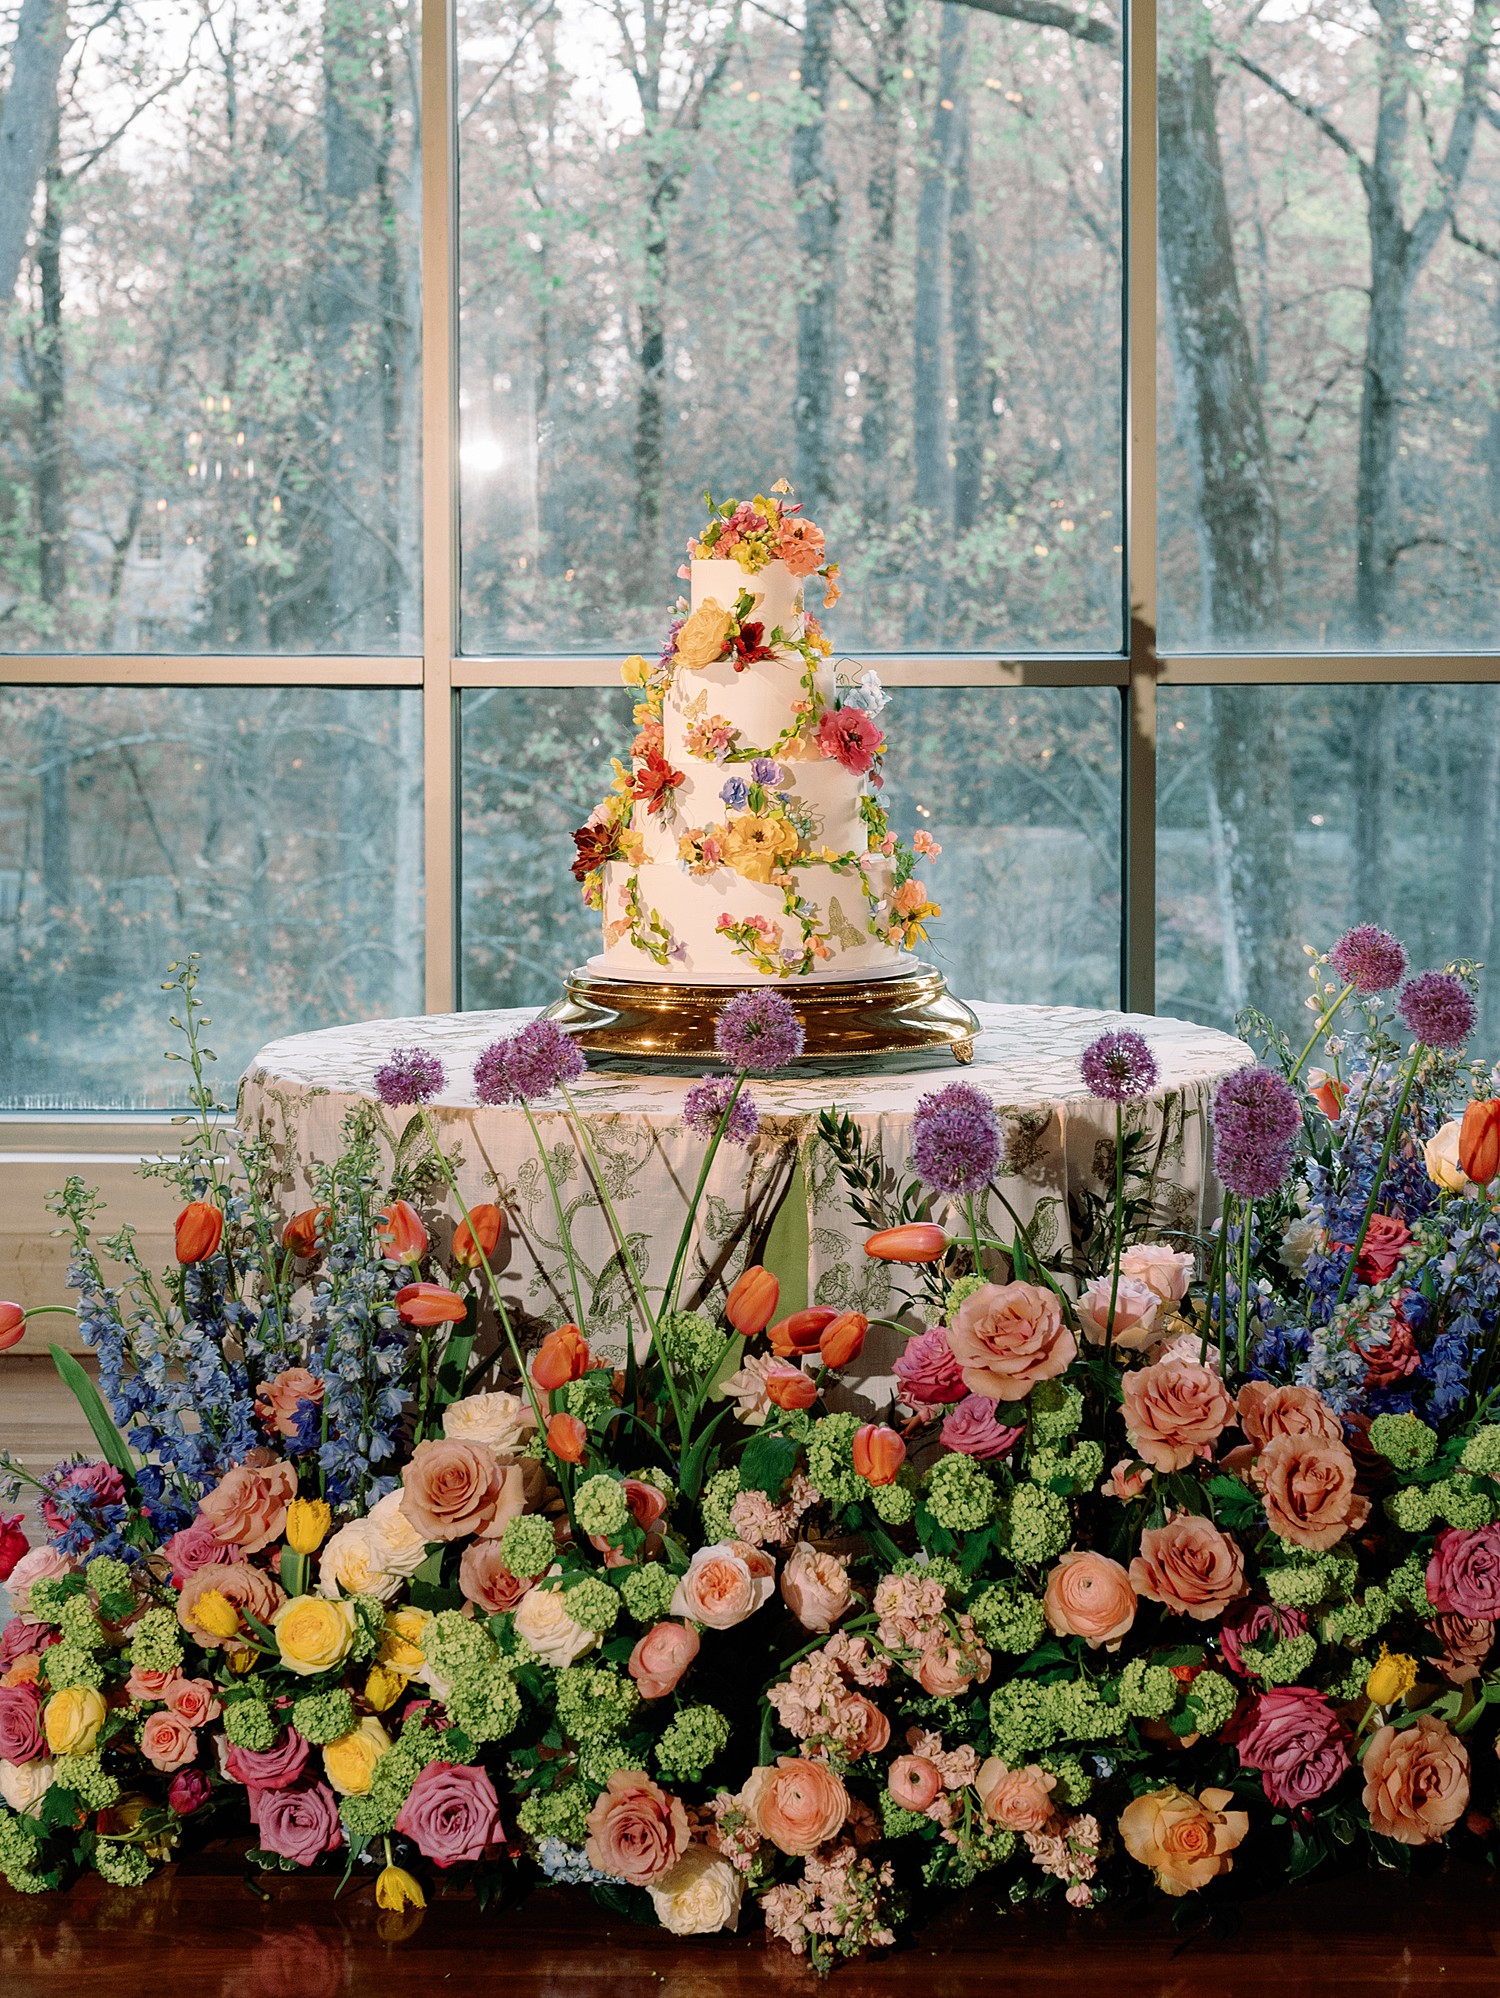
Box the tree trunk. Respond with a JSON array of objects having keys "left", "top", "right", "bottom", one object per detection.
[
  {"left": 859, "top": 0, "right": 908, "bottom": 514},
  {"left": 634, "top": 185, "right": 668, "bottom": 571},
  {"left": 35, "top": 138, "right": 64, "bottom": 611},
  {"left": 1351, "top": 683, "right": 1394, "bottom": 919},
  {"left": 0, "top": 0, "right": 68, "bottom": 316},
  {"left": 944, "top": 9, "right": 985, "bottom": 533},
  {"left": 911, "top": 36, "right": 955, "bottom": 522},
  {"left": 40, "top": 703, "right": 70, "bottom": 913},
  {"left": 792, "top": 0, "right": 838, "bottom": 518}
]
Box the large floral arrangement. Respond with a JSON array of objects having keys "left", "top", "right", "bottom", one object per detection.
[{"left": 5, "top": 935, "right": 1500, "bottom": 1967}]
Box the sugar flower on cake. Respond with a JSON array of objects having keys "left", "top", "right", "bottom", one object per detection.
[
  {"left": 675, "top": 598, "right": 736, "bottom": 670},
  {"left": 816, "top": 705, "right": 885, "bottom": 774},
  {"left": 571, "top": 810, "right": 626, "bottom": 883},
  {"left": 722, "top": 812, "right": 800, "bottom": 883},
  {"left": 630, "top": 745, "right": 686, "bottom": 816}
]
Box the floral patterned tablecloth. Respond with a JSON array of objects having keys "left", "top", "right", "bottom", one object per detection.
[{"left": 237, "top": 1003, "right": 1251, "bottom": 1399}]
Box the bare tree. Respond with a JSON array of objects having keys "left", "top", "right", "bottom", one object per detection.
[
  {"left": 0, "top": 0, "right": 69, "bottom": 315},
  {"left": 792, "top": 0, "right": 839, "bottom": 516}
]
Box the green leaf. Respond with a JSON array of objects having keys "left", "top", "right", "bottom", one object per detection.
[
  {"left": 703, "top": 1331, "right": 746, "bottom": 1402},
  {"left": 49, "top": 1344, "right": 133, "bottom": 1475},
  {"left": 738, "top": 1429, "right": 801, "bottom": 1498},
  {"left": 433, "top": 1297, "right": 480, "bottom": 1409}
]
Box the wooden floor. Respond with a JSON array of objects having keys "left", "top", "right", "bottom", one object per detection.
[{"left": 5, "top": 1857, "right": 1500, "bottom": 1996}]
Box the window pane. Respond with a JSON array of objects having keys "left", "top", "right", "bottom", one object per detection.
[
  {"left": 457, "top": 0, "right": 1123, "bottom": 655},
  {"left": 0, "top": 0, "right": 421, "bottom": 654},
  {"left": 1158, "top": 0, "right": 1500, "bottom": 652},
  {"left": 1157, "top": 685, "right": 1500, "bottom": 1053},
  {"left": 459, "top": 684, "right": 1120, "bottom": 1008},
  {"left": 0, "top": 688, "right": 424, "bottom": 1107}
]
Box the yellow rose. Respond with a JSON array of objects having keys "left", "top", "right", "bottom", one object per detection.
[
  {"left": 272, "top": 1594, "right": 357, "bottom": 1676},
  {"left": 44, "top": 1685, "right": 107, "bottom": 1756},
  {"left": 376, "top": 1863, "right": 426, "bottom": 1912},
  {"left": 674, "top": 600, "right": 734, "bottom": 671},
  {"left": 721, "top": 813, "right": 799, "bottom": 884},
  {"left": 285, "top": 1497, "right": 332, "bottom": 1555},
  {"left": 1366, "top": 1648, "right": 1419, "bottom": 1706},
  {"left": 1424, "top": 1120, "right": 1473, "bottom": 1194},
  {"left": 620, "top": 654, "right": 651, "bottom": 687},
  {"left": 378, "top": 1606, "right": 433, "bottom": 1676},
  {"left": 322, "top": 1716, "right": 392, "bottom": 1795},
  {"left": 364, "top": 1664, "right": 405, "bottom": 1712}
]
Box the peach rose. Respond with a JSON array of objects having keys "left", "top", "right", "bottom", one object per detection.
[
  {"left": 742, "top": 1756, "right": 849, "bottom": 1855},
  {"left": 1257, "top": 1431, "right": 1368, "bottom": 1551},
  {"left": 1236, "top": 1381, "right": 1342, "bottom": 1452},
  {"left": 1361, "top": 1715, "right": 1469, "bottom": 1845},
  {"left": 1043, "top": 1551, "right": 1137, "bottom": 1650},
  {"left": 163, "top": 1677, "right": 221, "bottom": 1728},
  {"left": 670, "top": 1541, "right": 775, "bottom": 1631},
  {"left": 628, "top": 1621, "right": 701, "bottom": 1700},
  {"left": 197, "top": 1459, "right": 297, "bottom": 1553},
  {"left": 253, "top": 1367, "right": 324, "bottom": 1440},
  {"left": 140, "top": 1709, "right": 198, "bottom": 1772},
  {"left": 1077, "top": 1274, "right": 1161, "bottom": 1352},
  {"left": 175, "top": 1561, "right": 287, "bottom": 1647},
  {"left": 1122, "top": 1360, "right": 1235, "bottom": 1472},
  {"left": 399, "top": 1438, "right": 516, "bottom": 1542},
  {"left": 975, "top": 1757, "right": 1058, "bottom": 1834},
  {"left": 458, "top": 1542, "right": 539, "bottom": 1616},
  {"left": 780, "top": 1543, "right": 852, "bottom": 1634},
  {"left": 584, "top": 1768, "right": 689, "bottom": 1885},
  {"left": 944, "top": 1282, "right": 1076, "bottom": 1401},
  {"left": 1104, "top": 1459, "right": 1153, "bottom": 1502},
  {"left": 1119, "top": 1784, "right": 1249, "bottom": 1896},
  {"left": 1119, "top": 1243, "right": 1195, "bottom": 1304},
  {"left": 1129, "top": 1514, "right": 1247, "bottom": 1621}
]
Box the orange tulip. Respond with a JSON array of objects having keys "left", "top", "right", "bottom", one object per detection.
[
  {"left": 764, "top": 1363, "right": 818, "bottom": 1412},
  {"left": 533, "top": 1325, "right": 591, "bottom": 1391},
  {"left": 1459, "top": 1099, "right": 1500, "bottom": 1187},
  {"left": 768, "top": 1307, "right": 838, "bottom": 1359},
  {"left": 0, "top": 1302, "right": 24, "bottom": 1352},
  {"left": 546, "top": 1411, "right": 588, "bottom": 1463},
  {"left": 394, "top": 1282, "right": 467, "bottom": 1327},
  {"left": 725, "top": 1264, "right": 780, "bottom": 1338},
  {"left": 863, "top": 1224, "right": 947, "bottom": 1264},
  {"left": 376, "top": 1200, "right": 428, "bottom": 1266},
  {"left": 1310, "top": 1075, "right": 1347, "bottom": 1121},
  {"left": 852, "top": 1423, "right": 906, "bottom": 1486},
  {"left": 453, "top": 1204, "right": 505, "bottom": 1269},
  {"left": 282, "top": 1207, "right": 328, "bottom": 1258},
  {"left": 819, "top": 1311, "right": 868, "bottom": 1370},
  {"left": 175, "top": 1201, "right": 223, "bottom": 1265}
]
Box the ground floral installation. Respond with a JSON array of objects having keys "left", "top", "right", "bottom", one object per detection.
[{"left": 6, "top": 939, "right": 1500, "bottom": 1964}]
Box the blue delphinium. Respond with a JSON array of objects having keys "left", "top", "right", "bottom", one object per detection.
[{"left": 313, "top": 1204, "right": 411, "bottom": 1508}]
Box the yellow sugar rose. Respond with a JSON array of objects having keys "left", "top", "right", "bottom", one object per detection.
[
  {"left": 272, "top": 1593, "right": 357, "bottom": 1676},
  {"left": 675, "top": 600, "right": 735, "bottom": 671},
  {"left": 323, "top": 1716, "right": 392, "bottom": 1795},
  {"left": 44, "top": 1685, "right": 107, "bottom": 1756},
  {"left": 378, "top": 1605, "right": 433, "bottom": 1676},
  {"left": 722, "top": 813, "right": 799, "bottom": 885}
]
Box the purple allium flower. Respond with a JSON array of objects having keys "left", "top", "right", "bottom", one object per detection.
[
  {"left": 714, "top": 989, "right": 805, "bottom": 1071},
  {"left": 683, "top": 1074, "right": 760, "bottom": 1146},
  {"left": 910, "top": 1081, "right": 1003, "bottom": 1196},
  {"left": 373, "top": 1045, "right": 447, "bottom": 1107},
  {"left": 1329, "top": 923, "right": 1408, "bottom": 995},
  {"left": 1211, "top": 1065, "right": 1302, "bottom": 1200},
  {"left": 1215, "top": 1138, "right": 1294, "bottom": 1201},
  {"left": 473, "top": 1039, "right": 515, "bottom": 1108},
  {"left": 1079, "top": 1029, "right": 1159, "bottom": 1103},
  {"left": 1397, "top": 970, "right": 1477, "bottom": 1051},
  {"left": 476, "top": 1019, "right": 586, "bottom": 1105}
]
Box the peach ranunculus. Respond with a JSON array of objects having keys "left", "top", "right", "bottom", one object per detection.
[
  {"left": 584, "top": 1769, "right": 689, "bottom": 1886},
  {"left": 742, "top": 1756, "right": 850, "bottom": 1856},
  {"left": 1256, "top": 1431, "right": 1368, "bottom": 1551},
  {"left": 1129, "top": 1514, "right": 1247, "bottom": 1621},
  {"left": 399, "top": 1438, "right": 516, "bottom": 1542},
  {"left": 944, "top": 1282, "right": 1076, "bottom": 1401},
  {"left": 779, "top": 1543, "right": 853, "bottom": 1633},
  {"left": 1361, "top": 1715, "right": 1470, "bottom": 1845},
  {"left": 1119, "top": 1243, "right": 1196, "bottom": 1305},
  {"left": 1235, "top": 1380, "right": 1343, "bottom": 1453},
  {"left": 915, "top": 1630, "right": 992, "bottom": 1698},
  {"left": 674, "top": 600, "right": 736, "bottom": 671},
  {"left": 774, "top": 517, "right": 826, "bottom": 577},
  {"left": 628, "top": 1621, "right": 701, "bottom": 1700},
  {"left": 975, "top": 1757, "right": 1059, "bottom": 1834},
  {"left": 457, "top": 1542, "right": 539, "bottom": 1616},
  {"left": 1121, "top": 1360, "right": 1236, "bottom": 1473},
  {"left": 175, "top": 1561, "right": 287, "bottom": 1648},
  {"left": 1043, "top": 1551, "right": 1138, "bottom": 1650},
  {"left": 197, "top": 1459, "right": 298, "bottom": 1553},
  {"left": 1119, "top": 1784, "right": 1249, "bottom": 1896},
  {"left": 253, "top": 1368, "right": 325, "bottom": 1440},
  {"left": 670, "top": 1541, "right": 776, "bottom": 1631},
  {"left": 1076, "top": 1274, "right": 1161, "bottom": 1353}
]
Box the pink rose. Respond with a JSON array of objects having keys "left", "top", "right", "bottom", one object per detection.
[
  {"left": 775, "top": 516, "right": 826, "bottom": 577},
  {"left": 1077, "top": 1274, "right": 1161, "bottom": 1352},
  {"left": 1104, "top": 1458, "right": 1153, "bottom": 1502},
  {"left": 1122, "top": 1359, "right": 1235, "bottom": 1472},
  {"left": 251, "top": 1779, "right": 342, "bottom": 1866},
  {"left": 141, "top": 1709, "right": 199, "bottom": 1773},
  {"left": 1, "top": 1615, "right": 56, "bottom": 1666},
  {"left": 1257, "top": 1432, "right": 1367, "bottom": 1550},
  {"left": 1430, "top": 1613, "right": 1495, "bottom": 1686},
  {"left": 176, "top": 1561, "right": 287, "bottom": 1648},
  {"left": 1130, "top": 1514, "right": 1247, "bottom": 1621},
  {"left": 1043, "top": 1551, "right": 1137, "bottom": 1650},
  {"left": 584, "top": 1768, "right": 689, "bottom": 1885},
  {"left": 779, "top": 1543, "right": 853, "bottom": 1633},
  {"left": 976, "top": 1757, "right": 1058, "bottom": 1834},
  {"left": 458, "top": 1542, "right": 539, "bottom": 1615},
  {"left": 1361, "top": 1715, "right": 1469, "bottom": 1845},
  {"left": 893, "top": 1329, "right": 967, "bottom": 1411},
  {"left": 198, "top": 1459, "right": 298, "bottom": 1553},
  {"left": 939, "top": 1395, "right": 1023, "bottom": 1460},
  {"left": 168, "top": 1768, "right": 211, "bottom": 1815},
  {"left": 162, "top": 1515, "right": 241, "bottom": 1586},
  {"left": 628, "top": 1621, "right": 701, "bottom": 1700},
  {"left": 1228, "top": 1688, "right": 1348, "bottom": 1806},
  {"left": 1356, "top": 1212, "right": 1412, "bottom": 1285},
  {"left": 164, "top": 1676, "right": 222, "bottom": 1727},
  {"left": 40, "top": 1460, "right": 126, "bottom": 1539},
  {"left": 1235, "top": 1381, "right": 1343, "bottom": 1452},
  {"left": 1427, "top": 1525, "right": 1500, "bottom": 1619},
  {"left": 815, "top": 706, "right": 884, "bottom": 774},
  {"left": 1217, "top": 1601, "right": 1309, "bottom": 1677},
  {"left": 6, "top": 1546, "right": 76, "bottom": 1620},
  {"left": 224, "top": 1728, "right": 310, "bottom": 1790},
  {"left": 125, "top": 1664, "right": 177, "bottom": 1702},
  {"left": 395, "top": 1760, "right": 502, "bottom": 1867},
  {"left": 399, "top": 1438, "right": 515, "bottom": 1542},
  {"left": 0, "top": 1514, "right": 27, "bottom": 1584},
  {"left": 945, "top": 1282, "right": 1076, "bottom": 1401},
  {"left": 1119, "top": 1243, "right": 1195, "bottom": 1304},
  {"left": 253, "top": 1367, "right": 325, "bottom": 1440},
  {"left": 0, "top": 1682, "right": 44, "bottom": 1763},
  {"left": 670, "top": 1541, "right": 775, "bottom": 1630}
]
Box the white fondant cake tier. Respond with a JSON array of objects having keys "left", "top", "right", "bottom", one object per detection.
[
  {"left": 638, "top": 754, "right": 870, "bottom": 863},
  {"left": 691, "top": 556, "right": 804, "bottom": 635},
  {"left": 663, "top": 643, "right": 833, "bottom": 767}
]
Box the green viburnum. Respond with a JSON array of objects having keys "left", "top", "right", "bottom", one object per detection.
[
  {"left": 1029, "top": 1379, "right": 1085, "bottom": 1443},
  {"left": 806, "top": 1413, "right": 864, "bottom": 1511},
  {"left": 1321, "top": 1654, "right": 1374, "bottom": 1702},
  {"left": 0, "top": 1812, "right": 50, "bottom": 1894},
  {"left": 924, "top": 1454, "right": 998, "bottom": 1533},
  {"left": 26, "top": 1577, "right": 80, "bottom": 1623},
  {"left": 1460, "top": 1426, "right": 1500, "bottom": 1478},
  {"left": 1385, "top": 1484, "right": 1441, "bottom": 1534},
  {"left": 618, "top": 1563, "right": 679, "bottom": 1625},
  {"left": 41, "top": 1641, "right": 106, "bottom": 1692},
  {"left": 1434, "top": 1477, "right": 1497, "bottom": 1529},
  {"left": 1026, "top": 1440, "right": 1105, "bottom": 1494},
  {"left": 517, "top": 1784, "right": 594, "bottom": 1847},
  {"left": 93, "top": 1841, "right": 152, "bottom": 1888},
  {"left": 699, "top": 1468, "right": 743, "bottom": 1544},
  {"left": 1116, "top": 1658, "right": 1177, "bottom": 1720},
  {"left": 1263, "top": 1548, "right": 1354, "bottom": 1609},
  {"left": 968, "top": 1580, "right": 1046, "bottom": 1655},
  {"left": 1239, "top": 1631, "right": 1319, "bottom": 1686},
  {"left": 222, "top": 1699, "right": 276, "bottom": 1752},
  {"left": 563, "top": 1575, "right": 621, "bottom": 1636},
  {"left": 578, "top": 1737, "right": 631, "bottom": 1787},
  {"left": 290, "top": 1689, "right": 357, "bottom": 1746},
  {"left": 1368, "top": 1412, "right": 1438, "bottom": 1470},
  {"left": 500, "top": 1513, "right": 558, "bottom": 1580},
  {"left": 555, "top": 1666, "right": 639, "bottom": 1743},
  {"left": 341, "top": 1718, "right": 450, "bottom": 1839},
  {"left": 423, "top": 1609, "right": 498, "bottom": 1685},
  {"left": 1038, "top": 1751, "right": 1093, "bottom": 1807},
  {"left": 936, "top": 1817, "right": 1015, "bottom": 1889},
  {"left": 349, "top": 1594, "right": 386, "bottom": 1665},
  {"left": 447, "top": 1668, "right": 521, "bottom": 1744},
  {"left": 880, "top": 1792, "right": 931, "bottom": 1838},
  {"left": 870, "top": 1480, "right": 918, "bottom": 1525},
  {"left": 127, "top": 1608, "right": 184, "bottom": 1676},
  {"left": 893, "top": 1554, "right": 963, "bottom": 1592},
  {"left": 997, "top": 1482, "right": 1070, "bottom": 1565},
  {"left": 655, "top": 1705, "right": 730, "bottom": 1782},
  {"left": 560, "top": 1372, "right": 614, "bottom": 1420},
  {"left": 1386, "top": 1555, "right": 1439, "bottom": 1616},
  {"left": 943, "top": 1273, "right": 989, "bottom": 1313},
  {"left": 630, "top": 1467, "right": 676, "bottom": 1502},
  {"left": 658, "top": 1311, "right": 727, "bottom": 1379},
  {"left": 85, "top": 1554, "right": 133, "bottom": 1601},
  {"left": 1184, "top": 1669, "right": 1236, "bottom": 1737},
  {"left": 573, "top": 1475, "right": 632, "bottom": 1541},
  {"left": 54, "top": 1752, "right": 120, "bottom": 1809},
  {"left": 987, "top": 1681, "right": 1057, "bottom": 1762},
  {"left": 1323, "top": 1587, "right": 1392, "bottom": 1648}
]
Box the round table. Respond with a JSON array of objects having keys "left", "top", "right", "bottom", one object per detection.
[{"left": 238, "top": 1002, "right": 1251, "bottom": 1397}]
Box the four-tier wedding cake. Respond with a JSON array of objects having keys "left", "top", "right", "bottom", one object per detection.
[{"left": 570, "top": 485, "right": 942, "bottom": 985}]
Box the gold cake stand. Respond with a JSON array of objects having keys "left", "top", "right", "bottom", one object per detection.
[{"left": 541, "top": 963, "right": 981, "bottom": 1069}]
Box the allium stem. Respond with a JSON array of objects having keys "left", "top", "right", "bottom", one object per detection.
[
  {"left": 661, "top": 1072, "right": 748, "bottom": 1320},
  {"left": 964, "top": 1193, "right": 985, "bottom": 1278},
  {"left": 519, "top": 1098, "right": 589, "bottom": 1333},
  {"left": 1332, "top": 1051, "right": 1421, "bottom": 1312},
  {"left": 1236, "top": 1203, "right": 1253, "bottom": 1375},
  {"left": 1105, "top": 1103, "right": 1125, "bottom": 1353},
  {"left": 1288, "top": 980, "right": 1354, "bottom": 1086}
]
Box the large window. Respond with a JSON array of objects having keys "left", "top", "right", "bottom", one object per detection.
[{"left": 3, "top": 0, "right": 1500, "bottom": 1118}]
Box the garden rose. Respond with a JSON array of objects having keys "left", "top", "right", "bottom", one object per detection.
[
  {"left": 1257, "top": 1431, "right": 1367, "bottom": 1550},
  {"left": 975, "top": 1757, "right": 1058, "bottom": 1833},
  {"left": 395, "top": 1760, "right": 501, "bottom": 1866},
  {"left": 1424, "top": 1119, "right": 1471, "bottom": 1192},
  {"left": 1235, "top": 1380, "right": 1343, "bottom": 1452},
  {"left": 1426, "top": 1525, "right": 1500, "bottom": 1619},
  {"left": 441, "top": 1391, "right": 536, "bottom": 1458},
  {"left": 646, "top": 1845, "right": 744, "bottom": 1935},
  {"left": 512, "top": 1580, "right": 597, "bottom": 1667},
  {"left": 671, "top": 1541, "right": 776, "bottom": 1630},
  {"left": 162, "top": 1516, "right": 239, "bottom": 1586},
  {"left": 43, "top": 1685, "right": 106, "bottom": 1756},
  {"left": 399, "top": 1437, "right": 512, "bottom": 1542},
  {"left": 253, "top": 1367, "right": 324, "bottom": 1440},
  {"left": 1119, "top": 1785, "right": 1249, "bottom": 1895},
  {"left": 742, "top": 1756, "right": 849, "bottom": 1855},
  {"left": 317, "top": 1520, "right": 402, "bottom": 1603},
  {"left": 273, "top": 1595, "right": 357, "bottom": 1676},
  {"left": 940, "top": 1394, "right": 1023, "bottom": 1459},
  {"left": 1229, "top": 1688, "right": 1349, "bottom": 1807},
  {"left": 1122, "top": 1360, "right": 1235, "bottom": 1472},
  {"left": 1043, "top": 1551, "right": 1137, "bottom": 1650},
  {"left": 224, "top": 1728, "right": 310, "bottom": 1789},
  {"left": 1361, "top": 1714, "right": 1469, "bottom": 1845},
  {"left": 892, "top": 1328, "right": 967, "bottom": 1410},
  {"left": 1130, "top": 1514, "right": 1247, "bottom": 1620},
  {"left": 585, "top": 1768, "right": 689, "bottom": 1885},
  {"left": 1119, "top": 1243, "right": 1195, "bottom": 1304},
  {"left": 0, "top": 1683, "right": 44, "bottom": 1765},
  {"left": 1356, "top": 1212, "right": 1411, "bottom": 1284},
  {"left": 198, "top": 1459, "right": 298, "bottom": 1553},
  {"left": 628, "top": 1621, "right": 700, "bottom": 1699},
  {"left": 140, "top": 1709, "right": 198, "bottom": 1773},
  {"left": 251, "top": 1779, "right": 342, "bottom": 1866},
  {"left": 5, "top": 1546, "right": 75, "bottom": 1619},
  {"left": 1431, "top": 1613, "right": 1495, "bottom": 1685},
  {"left": 0, "top": 1756, "right": 53, "bottom": 1815},
  {"left": 322, "top": 1717, "right": 391, "bottom": 1796},
  {"left": 1103, "top": 1458, "right": 1153, "bottom": 1502},
  {"left": 945, "top": 1281, "right": 1075, "bottom": 1400},
  {"left": 458, "top": 1543, "right": 539, "bottom": 1616},
  {"left": 780, "top": 1543, "right": 853, "bottom": 1633},
  {"left": 1077, "top": 1274, "right": 1161, "bottom": 1352},
  {"left": 1217, "top": 1601, "right": 1309, "bottom": 1677},
  {"left": 164, "top": 1677, "right": 222, "bottom": 1728}
]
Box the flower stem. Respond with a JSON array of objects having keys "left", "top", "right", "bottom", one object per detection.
[
  {"left": 1104, "top": 1103, "right": 1125, "bottom": 1349},
  {"left": 558, "top": 1082, "right": 658, "bottom": 1353},
  {"left": 1332, "top": 1051, "right": 1422, "bottom": 1312},
  {"left": 660, "top": 1073, "right": 747, "bottom": 1319},
  {"left": 1288, "top": 981, "right": 1354, "bottom": 1085},
  {"left": 1236, "top": 1201, "right": 1254, "bottom": 1375},
  {"left": 520, "top": 1099, "right": 589, "bottom": 1332}
]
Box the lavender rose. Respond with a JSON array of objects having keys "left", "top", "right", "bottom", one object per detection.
[
  {"left": 940, "top": 1394, "right": 1023, "bottom": 1460},
  {"left": 1426, "top": 1525, "right": 1500, "bottom": 1619},
  {"left": 1229, "top": 1687, "right": 1350, "bottom": 1807},
  {"left": 1217, "top": 1601, "right": 1309, "bottom": 1678},
  {"left": 224, "top": 1727, "right": 311, "bottom": 1790},
  {"left": 250, "top": 1779, "right": 342, "bottom": 1866},
  {"left": 394, "top": 1760, "right": 501, "bottom": 1867},
  {"left": 0, "top": 1682, "right": 44, "bottom": 1765}
]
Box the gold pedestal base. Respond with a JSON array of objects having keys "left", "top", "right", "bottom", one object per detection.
[{"left": 541, "top": 964, "right": 980, "bottom": 1069}]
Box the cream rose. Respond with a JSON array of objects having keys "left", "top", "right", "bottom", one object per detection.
[
  {"left": 442, "top": 1391, "right": 537, "bottom": 1458},
  {"left": 670, "top": 1541, "right": 776, "bottom": 1631},
  {"left": 365, "top": 1489, "right": 431, "bottom": 1576},
  {"left": 1120, "top": 1243, "right": 1195, "bottom": 1305},
  {"left": 317, "top": 1520, "right": 403, "bottom": 1603},
  {"left": 513, "top": 1578, "right": 597, "bottom": 1667},
  {"left": 779, "top": 1543, "right": 853, "bottom": 1634},
  {"left": 0, "top": 1756, "right": 54, "bottom": 1815},
  {"left": 1425, "top": 1120, "right": 1473, "bottom": 1194},
  {"left": 1077, "top": 1274, "right": 1161, "bottom": 1353},
  {"left": 647, "top": 1844, "right": 744, "bottom": 1935}
]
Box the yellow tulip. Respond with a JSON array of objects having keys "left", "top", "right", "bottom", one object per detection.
[
  {"left": 1366, "top": 1649, "right": 1418, "bottom": 1706},
  {"left": 375, "top": 1864, "right": 427, "bottom": 1912},
  {"left": 364, "top": 1664, "right": 405, "bottom": 1712},
  {"left": 285, "top": 1498, "right": 332, "bottom": 1555},
  {"left": 191, "top": 1589, "right": 241, "bottom": 1640}
]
